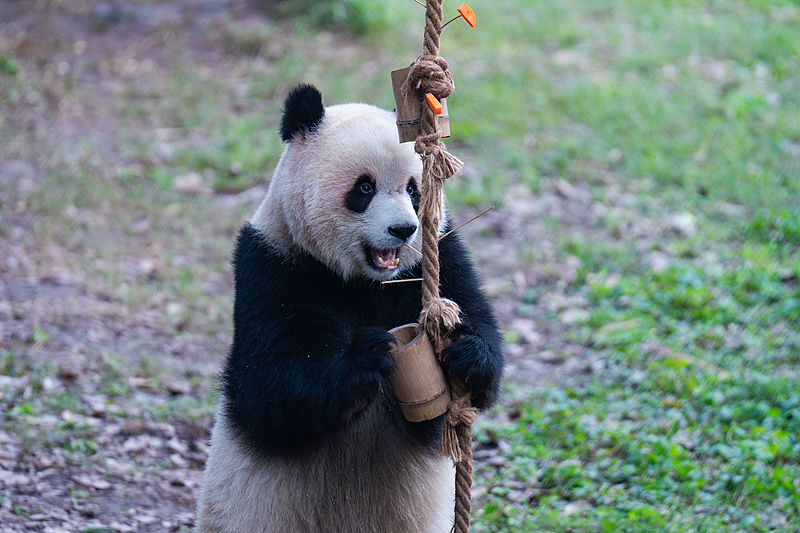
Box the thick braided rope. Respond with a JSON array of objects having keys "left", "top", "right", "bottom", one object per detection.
[
  {"left": 441, "top": 381, "right": 477, "bottom": 533},
  {"left": 405, "top": 13, "right": 463, "bottom": 354},
  {"left": 407, "top": 2, "right": 473, "bottom": 532},
  {"left": 423, "top": 0, "right": 442, "bottom": 56}
]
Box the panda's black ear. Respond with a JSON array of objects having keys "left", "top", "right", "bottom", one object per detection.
[{"left": 280, "top": 84, "right": 325, "bottom": 142}]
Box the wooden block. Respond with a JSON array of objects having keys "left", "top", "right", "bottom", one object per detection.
[
  {"left": 388, "top": 323, "right": 451, "bottom": 422},
  {"left": 391, "top": 66, "right": 450, "bottom": 144}
]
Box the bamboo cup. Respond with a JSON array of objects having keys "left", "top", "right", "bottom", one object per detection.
[
  {"left": 391, "top": 67, "right": 450, "bottom": 143},
  {"left": 388, "top": 323, "right": 451, "bottom": 422}
]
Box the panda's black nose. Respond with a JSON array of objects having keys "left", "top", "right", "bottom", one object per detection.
[{"left": 388, "top": 224, "right": 417, "bottom": 241}]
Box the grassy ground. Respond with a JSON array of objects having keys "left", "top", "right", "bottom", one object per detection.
[
  {"left": 462, "top": 1, "right": 800, "bottom": 531},
  {"left": 1, "top": 0, "right": 798, "bottom": 531}
]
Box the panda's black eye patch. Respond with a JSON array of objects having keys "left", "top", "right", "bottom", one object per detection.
[
  {"left": 407, "top": 179, "right": 421, "bottom": 213},
  {"left": 346, "top": 174, "right": 377, "bottom": 213}
]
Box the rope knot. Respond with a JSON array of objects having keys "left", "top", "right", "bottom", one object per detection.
[
  {"left": 438, "top": 391, "right": 477, "bottom": 464},
  {"left": 446, "top": 393, "right": 478, "bottom": 427},
  {"left": 420, "top": 297, "right": 461, "bottom": 354},
  {"left": 417, "top": 140, "right": 463, "bottom": 181},
  {"left": 400, "top": 52, "right": 462, "bottom": 183},
  {"left": 402, "top": 54, "right": 455, "bottom": 102}
]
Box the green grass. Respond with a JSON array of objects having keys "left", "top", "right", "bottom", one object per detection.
[
  {"left": 443, "top": 0, "right": 800, "bottom": 208},
  {"left": 475, "top": 211, "right": 799, "bottom": 531},
  {"left": 455, "top": 1, "right": 800, "bottom": 530},
  {"left": 0, "top": 53, "right": 21, "bottom": 75}
]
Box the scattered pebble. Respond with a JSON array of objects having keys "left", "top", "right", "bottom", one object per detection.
[{"left": 173, "top": 172, "right": 213, "bottom": 197}]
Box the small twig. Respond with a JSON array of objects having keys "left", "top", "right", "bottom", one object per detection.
[
  {"left": 381, "top": 277, "right": 424, "bottom": 285},
  {"left": 412, "top": 0, "right": 467, "bottom": 30},
  {"left": 405, "top": 206, "right": 495, "bottom": 257},
  {"left": 438, "top": 205, "right": 495, "bottom": 242},
  {"left": 406, "top": 205, "right": 496, "bottom": 256},
  {"left": 440, "top": 14, "right": 461, "bottom": 29}
]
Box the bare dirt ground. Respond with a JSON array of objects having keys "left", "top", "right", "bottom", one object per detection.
[{"left": 0, "top": 1, "right": 618, "bottom": 530}]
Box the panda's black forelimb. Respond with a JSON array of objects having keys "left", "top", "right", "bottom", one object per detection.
[
  {"left": 222, "top": 222, "right": 503, "bottom": 459},
  {"left": 341, "top": 326, "right": 398, "bottom": 417},
  {"left": 223, "top": 224, "right": 416, "bottom": 458},
  {"left": 438, "top": 227, "right": 505, "bottom": 411},
  {"left": 441, "top": 328, "right": 501, "bottom": 410}
]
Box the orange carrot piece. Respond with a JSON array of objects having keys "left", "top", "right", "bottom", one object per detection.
[
  {"left": 457, "top": 3, "right": 476, "bottom": 28},
  {"left": 425, "top": 93, "right": 443, "bottom": 114}
]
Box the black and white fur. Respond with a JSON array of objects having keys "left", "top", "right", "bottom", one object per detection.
[{"left": 196, "top": 84, "right": 503, "bottom": 532}]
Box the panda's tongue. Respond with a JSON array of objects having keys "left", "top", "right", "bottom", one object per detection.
[{"left": 371, "top": 248, "right": 399, "bottom": 270}]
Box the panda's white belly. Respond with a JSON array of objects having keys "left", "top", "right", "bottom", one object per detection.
[{"left": 195, "top": 398, "right": 455, "bottom": 533}]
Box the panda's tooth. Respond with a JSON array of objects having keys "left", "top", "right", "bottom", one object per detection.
[{"left": 371, "top": 247, "right": 399, "bottom": 269}]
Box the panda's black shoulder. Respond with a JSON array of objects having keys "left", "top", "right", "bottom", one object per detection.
[
  {"left": 232, "top": 222, "right": 272, "bottom": 270},
  {"left": 231, "top": 223, "right": 288, "bottom": 295},
  {"left": 229, "top": 224, "right": 313, "bottom": 320},
  {"left": 230, "top": 223, "right": 350, "bottom": 317}
]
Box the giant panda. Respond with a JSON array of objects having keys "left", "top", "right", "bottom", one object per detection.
[{"left": 195, "top": 84, "right": 504, "bottom": 533}]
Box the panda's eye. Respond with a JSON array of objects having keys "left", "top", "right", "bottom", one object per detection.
[
  {"left": 407, "top": 179, "right": 421, "bottom": 213},
  {"left": 346, "top": 175, "right": 377, "bottom": 213}
]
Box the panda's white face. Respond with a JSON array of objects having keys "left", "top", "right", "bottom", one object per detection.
[{"left": 252, "top": 100, "right": 436, "bottom": 282}]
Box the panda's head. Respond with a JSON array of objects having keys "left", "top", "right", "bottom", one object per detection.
[{"left": 251, "top": 84, "right": 437, "bottom": 282}]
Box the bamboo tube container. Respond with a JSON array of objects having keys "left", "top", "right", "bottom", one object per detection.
[
  {"left": 388, "top": 323, "right": 451, "bottom": 422},
  {"left": 391, "top": 67, "right": 450, "bottom": 143}
]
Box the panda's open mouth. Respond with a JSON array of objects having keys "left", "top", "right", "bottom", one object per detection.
[{"left": 367, "top": 246, "right": 399, "bottom": 271}]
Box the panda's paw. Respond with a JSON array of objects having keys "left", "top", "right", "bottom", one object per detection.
[
  {"left": 342, "top": 327, "right": 396, "bottom": 414},
  {"left": 348, "top": 327, "right": 396, "bottom": 376},
  {"left": 442, "top": 332, "right": 501, "bottom": 410}
]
